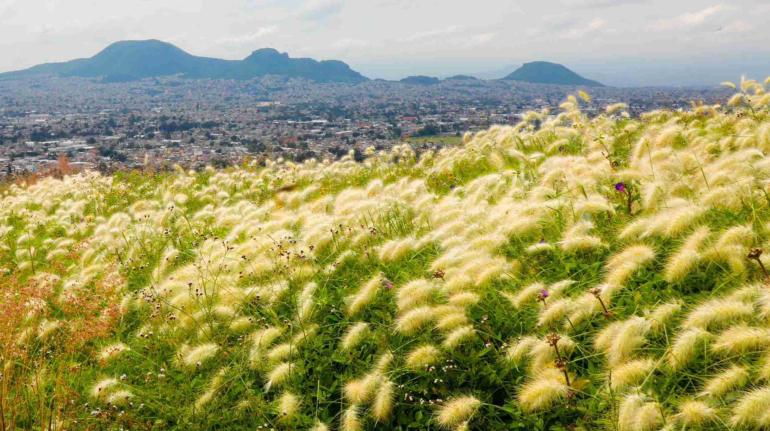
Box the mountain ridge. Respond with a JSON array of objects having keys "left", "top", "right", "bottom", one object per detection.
[{"left": 0, "top": 40, "right": 368, "bottom": 83}]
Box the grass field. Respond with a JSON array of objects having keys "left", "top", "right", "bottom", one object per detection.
[
  {"left": 5, "top": 81, "right": 770, "bottom": 430},
  {"left": 405, "top": 135, "right": 464, "bottom": 146}
]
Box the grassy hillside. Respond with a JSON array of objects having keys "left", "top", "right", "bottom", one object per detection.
[{"left": 5, "top": 80, "right": 770, "bottom": 430}]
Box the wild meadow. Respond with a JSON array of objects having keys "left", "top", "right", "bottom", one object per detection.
[{"left": 6, "top": 79, "right": 770, "bottom": 430}]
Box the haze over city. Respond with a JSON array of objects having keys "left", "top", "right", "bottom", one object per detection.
[{"left": 1, "top": 0, "right": 769, "bottom": 86}]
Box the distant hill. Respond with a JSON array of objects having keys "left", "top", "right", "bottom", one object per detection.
[
  {"left": 444, "top": 75, "right": 479, "bottom": 81},
  {"left": 503, "top": 61, "right": 604, "bottom": 87},
  {"left": 400, "top": 76, "right": 441, "bottom": 85},
  {"left": 0, "top": 40, "right": 368, "bottom": 83}
]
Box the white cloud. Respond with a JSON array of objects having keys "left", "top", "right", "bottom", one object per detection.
[
  {"left": 299, "top": 0, "right": 344, "bottom": 21},
  {"left": 559, "top": 17, "right": 607, "bottom": 39},
  {"left": 562, "top": 0, "right": 647, "bottom": 7},
  {"left": 331, "top": 38, "right": 370, "bottom": 49},
  {"left": 398, "top": 25, "right": 463, "bottom": 43},
  {"left": 652, "top": 4, "right": 726, "bottom": 30},
  {"left": 217, "top": 26, "right": 278, "bottom": 45},
  {"left": 459, "top": 32, "right": 496, "bottom": 48},
  {"left": 718, "top": 19, "right": 752, "bottom": 33}
]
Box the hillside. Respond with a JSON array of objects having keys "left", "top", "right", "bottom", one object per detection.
[
  {"left": 504, "top": 61, "right": 604, "bottom": 87},
  {"left": 400, "top": 75, "right": 441, "bottom": 85},
  {"left": 6, "top": 80, "right": 770, "bottom": 430},
  {"left": 0, "top": 40, "right": 368, "bottom": 83}
]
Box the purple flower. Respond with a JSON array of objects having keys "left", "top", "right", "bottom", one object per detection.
[
  {"left": 614, "top": 182, "right": 627, "bottom": 193},
  {"left": 538, "top": 289, "right": 549, "bottom": 300}
]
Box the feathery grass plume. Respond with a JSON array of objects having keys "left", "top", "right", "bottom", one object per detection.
[
  {"left": 448, "top": 292, "right": 480, "bottom": 307},
  {"left": 646, "top": 301, "right": 682, "bottom": 332},
  {"left": 508, "top": 282, "right": 547, "bottom": 309},
  {"left": 436, "top": 395, "right": 481, "bottom": 428},
  {"left": 606, "top": 103, "right": 629, "bottom": 115},
  {"left": 98, "top": 342, "right": 130, "bottom": 362},
  {"left": 604, "top": 244, "right": 655, "bottom": 287},
  {"left": 406, "top": 345, "right": 442, "bottom": 369},
  {"left": 346, "top": 275, "right": 382, "bottom": 316},
  {"left": 310, "top": 421, "right": 329, "bottom": 431},
  {"left": 442, "top": 325, "right": 475, "bottom": 349},
  {"left": 526, "top": 241, "right": 554, "bottom": 255},
  {"left": 518, "top": 368, "right": 570, "bottom": 412},
  {"left": 267, "top": 343, "right": 294, "bottom": 362},
  {"left": 610, "top": 359, "right": 656, "bottom": 392},
  {"left": 682, "top": 298, "right": 753, "bottom": 330},
  {"left": 663, "top": 226, "right": 710, "bottom": 283},
  {"left": 594, "top": 317, "right": 650, "bottom": 367},
  {"left": 344, "top": 373, "right": 380, "bottom": 404},
  {"left": 91, "top": 378, "right": 118, "bottom": 401},
  {"left": 277, "top": 391, "right": 299, "bottom": 420},
  {"left": 506, "top": 336, "right": 539, "bottom": 365},
  {"left": 731, "top": 386, "right": 770, "bottom": 428},
  {"left": 265, "top": 361, "right": 294, "bottom": 391},
  {"left": 537, "top": 298, "right": 571, "bottom": 327},
  {"left": 530, "top": 334, "right": 576, "bottom": 372},
  {"left": 378, "top": 236, "right": 418, "bottom": 262},
  {"left": 395, "top": 306, "right": 435, "bottom": 334},
  {"left": 251, "top": 326, "right": 284, "bottom": 350},
  {"left": 229, "top": 316, "right": 253, "bottom": 333},
  {"left": 702, "top": 225, "right": 756, "bottom": 274},
  {"left": 180, "top": 343, "right": 219, "bottom": 368},
  {"left": 669, "top": 328, "right": 712, "bottom": 370},
  {"left": 711, "top": 325, "right": 770, "bottom": 355},
  {"left": 297, "top": 281, "right": 317, "bottom": 322},
  {"left": 618, "top": 393, "right": 663, "bottom": 431},
  {"left": 674, "top": 400, "right": 717, "bottom": 428},
  {"left": 560, "top": 221, "right": 604, "bottom": 253},
  {"left": 340, "top": 322, "right": 369, "bottom": 351},
  {"left": 699, "top": 365, "right": 749, "bottom": 398},
  {"left": 107, "top": 390, "right": 134, "bottom": 406},
  {"left": 372, "top": 379, "right": 394, "bottom": 422},
  {"left": 341, "top": 405, "right": 362, "bottom": 431},
  {"left": 194, "top": 367, "right": 228, "bottom": 410},
  {"left": 396, "top": 279, "right": 436, "bottom": 312}
]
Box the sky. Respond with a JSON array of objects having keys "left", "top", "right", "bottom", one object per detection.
[{"left": 0, "top": 0, "right": 769, "bottom": 86}]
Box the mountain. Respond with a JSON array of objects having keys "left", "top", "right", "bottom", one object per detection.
[
  {"left": 0, "top": 40, "right": 368, "bottom": 83},
  {"left": 444, "top": 75, "right": 479, "bottom": 81},
  {"left": 503, "top": 61, "right": 604, "bottom": 87},
  {"left": 399, "top": 75, "right": 440, "bottom": 85}
]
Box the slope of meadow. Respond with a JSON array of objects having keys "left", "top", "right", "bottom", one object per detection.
[{"left": 5, "top": 80, "right": 770, "bottom": 430}]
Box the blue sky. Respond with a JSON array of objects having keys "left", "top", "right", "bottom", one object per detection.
[{"left": 1, "top": 0, "right": 769, "bottom": 86}]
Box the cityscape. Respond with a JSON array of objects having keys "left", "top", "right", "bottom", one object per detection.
[{"left": 0, "top": 75, "right": 730, "bottom": 175}]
